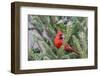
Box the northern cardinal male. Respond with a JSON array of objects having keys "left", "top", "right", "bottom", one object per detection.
[
  {"left": 54, "top": 31, "right": 80, "bottom": 55},
  {"left": 54, "top": 31, "right": 64, "bottom": 48}
]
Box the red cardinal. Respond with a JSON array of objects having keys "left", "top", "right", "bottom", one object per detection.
[
  {"left": 64, "top": 44, "right": 80, "bottom": 55},
  {"left": 54, "top": 30, "right": 80, "bottom": 56},
  {"left": 54, "top": 31, "right": 64, "bottom": 48}
]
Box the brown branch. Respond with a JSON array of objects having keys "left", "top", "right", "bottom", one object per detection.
[{"left": 28, "top": 27, "right": 36, "bottom": 30}]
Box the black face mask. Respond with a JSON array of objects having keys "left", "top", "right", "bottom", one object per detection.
[
  {"left": 59, "top": 34, "right": 63, "bottom": 40},
  {"left": 59, "top": 36, "right": 63, "bottom": 40}
]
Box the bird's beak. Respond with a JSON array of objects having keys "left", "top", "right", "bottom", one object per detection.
[{"left": 62, "top": 35, "right": 64, "bottom": 40}]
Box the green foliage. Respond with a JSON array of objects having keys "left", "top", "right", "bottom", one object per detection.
[{"left": 28, "top": 15, "right": 88, "bottom": 60}]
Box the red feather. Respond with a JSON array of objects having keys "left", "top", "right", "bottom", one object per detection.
[{"left": 54, "top": 31, "right": 63, "bottom": 48}]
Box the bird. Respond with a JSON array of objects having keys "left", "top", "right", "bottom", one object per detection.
[
  {"left": 54, "top": 30, "right": 80, "bottom": 56},
  {"left": 64, "top": 44, "right": 80, "bottom": 55},
  {"left": 54, "top": 31, "right": 64, "bottom": 48},
  {"left": 64, "top": 44, "right": 74, "bottom": 52}
]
